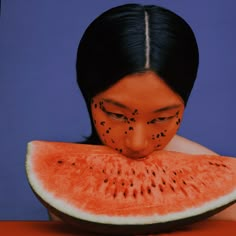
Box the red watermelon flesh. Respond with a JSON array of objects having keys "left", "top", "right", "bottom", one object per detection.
[{"left": 25, "top": 141, "right": 236, "bottom": 235}]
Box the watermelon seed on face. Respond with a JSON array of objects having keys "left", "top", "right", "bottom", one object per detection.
[
  {"left": 71, "top": 162, "right": 76, "bottom": 166},
  {"left": 152, "top": 171, "right": 156, "bottom": 177},
  {"left": 57, "top": 160, "right": 63, "bottom": 164},
  {"left": 104, "top": 179, "right": 108, "bottom": 183}
]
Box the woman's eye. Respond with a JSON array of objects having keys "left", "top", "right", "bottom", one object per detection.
[
  {"left": 107, "top": 112, "right": 127, "bottom": 121},
  {"left": 149, "top": 116, "right": 174, "bottom": 124}
]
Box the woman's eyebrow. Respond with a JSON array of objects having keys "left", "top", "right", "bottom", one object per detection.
[
  {"left": 153, "top": 104, "right": 181, "bottom": 113},
  {"left": 102, "top": 98, "right": 130, "bottom": 109}
]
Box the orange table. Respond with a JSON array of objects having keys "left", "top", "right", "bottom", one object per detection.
[{"left": 0, "top": 220, "right": 235, "bottom": 235}]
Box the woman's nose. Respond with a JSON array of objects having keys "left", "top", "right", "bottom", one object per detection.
[{"left": 124, "top": 123, "right": 149, "bottom": 152}]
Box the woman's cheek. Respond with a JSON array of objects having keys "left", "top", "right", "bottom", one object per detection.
[{"left": 150, "top": 111, "right": 183, "bottom": 150}]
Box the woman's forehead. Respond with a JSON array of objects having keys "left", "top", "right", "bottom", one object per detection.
[{"left": 94, "top": 71, "right": 184, "bottom": 112}]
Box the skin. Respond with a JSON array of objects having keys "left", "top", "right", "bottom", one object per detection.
[{"left": 50, "top": 71, "right": 235, "bottom": 221}]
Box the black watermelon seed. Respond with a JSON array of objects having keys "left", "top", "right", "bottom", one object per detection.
[
  {"left": 100, "top": 121, "right": 105, "bottom": 126},
  {"left": 129, "top": 126, "right": 134, "bottom": 130},
  {"left": 159, "top": 185, "right": 164, "bottom": 192},
  {"left": 94, "top": 103, "right": 97, "bottom": 108},
  {"left": 57, "top": 160, "right": 63, "bottom": 164}
]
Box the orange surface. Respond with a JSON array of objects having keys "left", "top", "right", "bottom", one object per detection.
[{"left": 0, "top": 220, "right": 235, "bottom": 236}]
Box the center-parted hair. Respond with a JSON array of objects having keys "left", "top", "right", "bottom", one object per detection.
[{"left": 76, "top": 3, "right": 199, "bottom": 143}]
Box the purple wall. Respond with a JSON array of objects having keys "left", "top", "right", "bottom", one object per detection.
[{"left": 1, "top": 0, "right": 235, "bottom": 220}]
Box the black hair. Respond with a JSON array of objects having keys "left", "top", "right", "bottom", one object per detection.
[{"left": 76, "top": 3, "right": 199, "bottom": 144}]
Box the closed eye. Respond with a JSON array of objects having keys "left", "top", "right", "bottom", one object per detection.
[
  {"left": 106, "top": 112, "right": 128, "bottom": 121},
  {"left": 148, "top": 116, "right": 175, "bottom": 124}
]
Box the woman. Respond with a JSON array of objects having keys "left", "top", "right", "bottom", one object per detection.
[{"left": 51, "top": 3, "right": 235, "bottom": 221}]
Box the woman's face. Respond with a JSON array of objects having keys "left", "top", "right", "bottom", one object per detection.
[{"left": 91, "top": 71, "right": 184, "bottom": 159}]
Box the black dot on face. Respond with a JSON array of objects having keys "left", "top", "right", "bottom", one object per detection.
[
  {"left": 156, "top": 134, "right": 160, "bottom": 138},
  {"left": 111, "top": 139, "right": 115, "bottom": 143},
  {"left": 100, "top": 121, "right": 105, "bottom": 126},
  {"left": 124, "top": 131, "right": 127, "bottom": 134},
  {"left": 106, "top": 130, "right": 109, "bottom": 134},
  {"left": 130, "top": 118, "right": 136, "bottom": 122},
  {"left": 129, "top": 127, "right": 134, "bottom": 131},
  {"left": 119, "top": 149, "right": 122, "bottom": 153},
  {"left": 99, "top": 101, "right": 104, "bottom": 109},
  {"left": 161, "top": 132, "right": 166, "bottom": 137},
  {"left": 156, "top": 144, "right": 161, "bottom": 148},
  {"left": 132, "top": 109, "right": 138, "bottom": 115}
]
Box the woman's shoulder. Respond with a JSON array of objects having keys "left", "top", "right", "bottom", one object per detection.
[{"left": 165, "top": 134, "right": 218, "bottom": 155}]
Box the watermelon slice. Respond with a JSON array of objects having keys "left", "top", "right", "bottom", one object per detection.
[{"left": 25, "top": 141, "right": 236, "bottom": 235}]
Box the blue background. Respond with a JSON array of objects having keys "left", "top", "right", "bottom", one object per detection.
[{"left": 0, "top": 0, "right": 235, "bottom": 220}]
